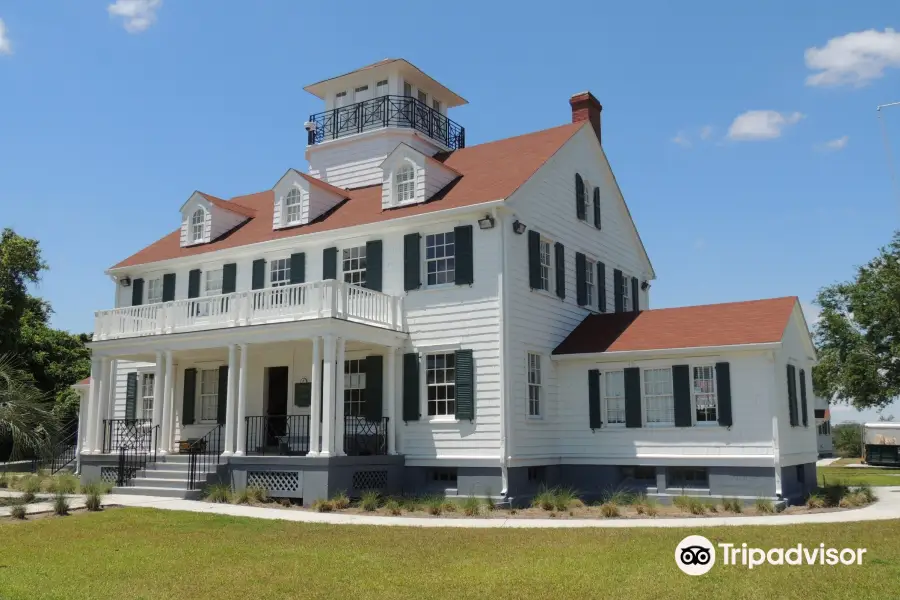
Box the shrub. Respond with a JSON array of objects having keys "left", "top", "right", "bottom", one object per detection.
[
  {"left": 19, "top": 475, "right": 43, "bottom": 495},
  {"left": 822, "top": 481, "right": 850, "bottom": 507},
  {"left": 425, "top": 496, "right": 444, "bottom": 516},
  {"left": 53, "top": 492, "right": 69, "bottom": 516},
  {"left": 0, "top": 472, "right": 7, "bottom": 489},
  {"left": 81, "top": 481, "right": 113, "bottom": 495},
  {"left": 553, "top": 487, "right": 578, "bottom": 512},
  {"left": 806, "top": 493, "right": 826, "bottom": 509},
  {"left": 47, "top": 473, "right": 78, "bottom": 494},
  {"left": 312, "top": 499, "right": 333, "bottom": 513},
  {"left": 400, "top": 496, "right": 423, "bottom": 512},
  {"left": 360, "top": 491, "right": 381, "bottom": 512},
  {"left": 532, "top": 485, "right": 556, "bottom": 511},
  {"left": 232, "top": 488, "right": 251, "bottom": 505},
  {"left": 20, "top": 491, "right": 36, "bottom": 504},
  {"left": 509, "top": 508, "right": 519, "bottom": 515},
  {"left": 441, "top": 499, "right": 457, "bottom": 514},
  {"left": 754, "top": 498, "right": 775, "bottom": 514},
  {"left": 461, "top": 496, "right": 481, "bottom": 516},
  {"left": 247, "top": 486, "right": 269, "bottom": 504},
  {"left": 204, "top": 483, "right": 231, "bottom": 503},
  {"left": 331, "top": 491, "right": 351, "bottom": 510},
  {"left": 672, "top": 496, "right": 705, "bottom": 515},
  {"left": 482, "top": 495, "right": 497, "bottom": 513},
  {"left": 602, "top": 488, "right": 635, "bottom": 506},
  {"left": 856, "top": 484, "right": 877, "bottom": 504},
  {"left": 384, "top": 499, "right": 402, "bottom": 515},
  {"left": 643, "top": 500, "right": 659, "bottom": 517},
  {"left": 9, "top": 503, "right": 26, "bottom": 520},
  {"left": 672, "top": 495, "right": 691, "bottom": 511},
  {"left": 84, "top": 488, "right": 103, "bottom": 512},
  {"left": 599, "top": 502, "right": 619, "bottom": 518}
]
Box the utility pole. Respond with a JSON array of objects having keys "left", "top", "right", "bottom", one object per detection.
[{"left": 877, "top": 102, "right": 900, "bottom": 207}]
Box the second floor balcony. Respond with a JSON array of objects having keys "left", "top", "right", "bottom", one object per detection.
[
  {"left": 307, "top": 95, "right": 465, "bottom": 151},
  {"left": 93, "top": 279, "right": 405, "bottom": 341}
]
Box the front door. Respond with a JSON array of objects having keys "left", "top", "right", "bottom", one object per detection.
[{"left": 266, "top": 366, "right": 289, "bottom": 446}]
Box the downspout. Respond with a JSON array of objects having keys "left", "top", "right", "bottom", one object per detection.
[
  {"left": 769, "top": 350, "right": 783, "bottom": 498},
  {"left": 496, "top": 207, "right": 510, "bottom": 498}
]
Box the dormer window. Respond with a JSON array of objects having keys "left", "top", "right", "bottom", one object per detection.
[
  {"left": 190, "top": 209, "right": 205, "bottom": 243},
  {"left": 396, "top": 164, "right": 416, "bottom": 203},
  {"left": 285, "top": 189, "right": 302, "bottom": 225}
]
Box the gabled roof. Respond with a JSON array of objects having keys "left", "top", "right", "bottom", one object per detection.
[
  {"left": 274, "top": 169, "right": 350, "bottom": 199},
  {"left": 111, "top": 122, "right": 583, "bottom": 270},
  {"left": 185, "top": 191, "right": 257, "bottom": 218},
  {"left": 553, "top": 297, "right": 799, "bottom": 355}
]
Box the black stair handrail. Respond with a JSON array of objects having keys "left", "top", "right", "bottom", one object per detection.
[
  {"left": 187, "top": 424, "right": 224, "bottom": 490},
  {"left": 48, "top": 428, "right": 79, "bottom": 474},
  {"left": 115, "top": 425, "right": 159, "bottom": 487}
]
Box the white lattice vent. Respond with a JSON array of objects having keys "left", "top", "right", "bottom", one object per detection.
[
  {"left": 352, "top": 470, "right": 388, "bottom": 492},
  {"left": 100, "top": 467, "right": 118, "bottom": 484},
  {"left": 247, "top": 470, "right": 300, "bottom": 493}
]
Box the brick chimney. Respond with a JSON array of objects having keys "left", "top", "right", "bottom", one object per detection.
[{"left": 570, "top": 92, "right": 603, "bottom": 144}]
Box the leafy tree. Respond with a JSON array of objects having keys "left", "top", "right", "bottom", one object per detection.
[
  {"left": 0, "top": 228, "right": 46, "bottom": 356},
  {"left": 0, "top": 354, "right": 57, "bottom": 460},
  {"left": 814, "top": 232, "right": 900, "bottom": 410},
  {"left": 832, "top": 423, "right": 862, "bottom": 458}
]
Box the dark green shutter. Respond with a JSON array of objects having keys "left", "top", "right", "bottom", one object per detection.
[
  {"left": 365, "top": 241, "right": 382, "bottom": 291},
  {"left": 454, "top": 349, "right": 474, "bottom": 421},
  {"left": 787, "top": 364, "right": 798, "bottom": 426},
  {"left": 624, "top": 367, "right": 642, "bottom": 428},
  {"left": 631, "top": 277, "right": 640, "bottom": 312},
  {"left": 575, "top": 252, "right": 587, "bottom": 306},
  {"left": 222, "top": 263, "right": 237, "bottom": 294},
  {"left": 182, "top": 368, "right": 197, "bottom": 425},
  {"left": 593, "top": 187, "right": 601, "bottom": 229},
  {"left": 162, "top": 273, "right": 176, "bottom": 302},
  {"left": 252, "top": 259, "right": 266, "bottom": 289},
  {"left": 403, "top": 234, "right": 421, "bottom": 291},
  {"left": 673, "top": 364, "right": 692, "bottom": 427},
  {"left": 613, "top": 269, "right": 624, "bottom": 312},
  {"left": 323, "top": 247, "right": 338, "bottom": 280},
  {"left": 131, "top": 278, "right": 144, "bottom": 306},
  {"left": 217, "top": 366, "right": 228, "bottom": 425},
  {"left": 290, "top": 253, "right": 305, "bottom": 284},
  {"left": 716, "top": 362, "right": 733, "bottom": 427},
  {"left": 588, "top": 369, "right": 602, "bottom": 430},
  {"left": 597, "top": 262, "right": 607, "bottom": 312},
  {"left": 364, "top": 355, "right": 384, "bottom": 421},
  {"left": 575, "top": 173, "right": 586, "bottom": 220},
  {"left": 800, "top": 368, "right": 809, "bottom": 427},
  {"left": 528, "top": 230, "right": 542, "bottom": 290},
  {"left": 124, "top": 372, "right": 138, "bottom": 420},
  {"left": 554, "top": 242, "right": 565, "bottom": 299},
  {"left": 454, "top": 225, "right": 474, "bottom": 286},
  {"left": 402, "top": 353, "right": 420, "bottom": 421},
  {"left": 188, "top": 269, "right": 201, "bottom": 298}
]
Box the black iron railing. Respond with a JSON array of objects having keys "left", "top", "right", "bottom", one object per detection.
[
  {"left": 102, "top": 419, "right": 153, "bottom": 454},
  {"left": 307, "top": 95, "right": 465, "bottom": 150},
  {"left": 187, "top": 424, "right": 223, "bottom": 490},
  {"left": 49, "top": 429, "right": 79, "bottom": 474},
  {"left": 344, "top": 416, "right": 389, "bottom": 456},
  {"left": 115, "top": 425, "right": 159, "bottom": 487},
  {"left": 245, "top": 415, "right": 311, "bottom": 456}
]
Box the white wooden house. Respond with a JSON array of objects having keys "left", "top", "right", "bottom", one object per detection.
[{"left": 77, "top": 59, "right": 819, "bottom": 504}]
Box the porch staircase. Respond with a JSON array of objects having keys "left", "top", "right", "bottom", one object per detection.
[{"left": 111, "top": 454, "right": 219, "bottom": 500}]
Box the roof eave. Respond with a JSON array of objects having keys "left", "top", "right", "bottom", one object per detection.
[{"left": 552, "top": 341, "right": 783, "bottom": 361}]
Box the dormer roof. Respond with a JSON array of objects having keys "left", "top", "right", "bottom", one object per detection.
[{"left": 180, "top": 191, "right": 258, "bottom": 218}]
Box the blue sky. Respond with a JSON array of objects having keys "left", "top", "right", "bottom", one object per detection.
[{"left": 2, "top": 1, "right": 899, "bottom": 421}]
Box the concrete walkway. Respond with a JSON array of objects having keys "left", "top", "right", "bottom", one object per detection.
[
  {"left": 0, "top": 491, "right": 87, "bottom": 517},
  {"left": 79, "top": 487, "right": 900, "bottom": 529}
]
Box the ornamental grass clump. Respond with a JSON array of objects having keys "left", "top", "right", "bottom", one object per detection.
[
  {"left": 9, "top": 503, "right": 26, "bottom": 520},
  {"left": 204, "top": 483, "right": 231, "bottom": 504},
  {"left": 599, "top": 502, "right": 619, "bottom": 518},
  {"left": 331, "top": 491, "right": 351, "bottom": 510},
  {"left": 461, "top": 496, "right": 481, "bottom": 517},
  {"left": 53, "top": 492, "right": 69, "bottom": 516},
  {"left": 360, "top": 491, "right": 381, "bottom": 512},
  {"left": 247, "top": 486, "right": 269, "bottom": 504},
  {"left": 384, "top": 499, "right": 402, "bottom": 515},
  {"left": 754, "top": 497, "right": 775, "bottom": 514},
  {"left": 532, "top": 485, "right": 556, "bottom": 511}
]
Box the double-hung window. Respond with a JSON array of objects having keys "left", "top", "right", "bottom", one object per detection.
[
  {"left": 270, "top": 258, "right": 290, "bottom": 287},
  {"left": 205, "top": 269, "right": 223, "bottom": 296},
  {"left": 693, "top": 365, "right": 718, "bottom": 423},
  {"left": 425, "top": 231, "right": 455, "bottom": 285},
  {"left": 584, "top": 258, "right": 595, "bottom": 308},
  {"left": 604, "top": 370, "right": 626, "bottom": 425},
  {"left": 146, "top": 277, "right": 162, "bottom": 304},
  {"left": 527, "top": 353, "right": 542, "bottom": 418},
  {"left": 139, "top": 373, "right": 155, "bottom": 420},
  {"left": 395, "top": 165, "right": 415, "bottom": 204},
  {"left": 539, "top": 238, "right": 552, "bottom": 292},
  {"left": 285, "top": 189, "right": 302, "bottom": 225},
  {"left": 426, "top": 353, "right": 455, "bottom": 417},
  {"left": 622, "top": 274, "right": 631, "bottom": 312},
  {"left": 342, "top": 246, "right": 367, "bottom": 286},
  {"left": 344, "top": 359, "right": 367, "bottom": 418},
  {"left": 190, "top": 209, "right": 204, "bottom": 243},
  {"left": 199, "top": 369, "right": 218, "bottom": 422},
  {"left": 198, "top": 268, "right": 223, "bottom": 316},
  {"left": 644, "top": 368, "right": 674, "bottom": 426}
]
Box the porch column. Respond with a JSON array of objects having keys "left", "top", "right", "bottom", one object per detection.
[
  {"left": 91, "top": 358, "right": 111, "bottom": 453},
  {"left": 75, "top": 386, "right": 88, "bottom": 472},
  {"left": 151, "top": 351, "right": 165, "bottom": 430},
  {"left": 234, "top": 343, "right": 249, "bottom": 456},
  {"left": 319, "top": 335, "right": 336, "bottom": 457},
  {"left": 386, "top": 348, "right": 397, "bottom": 455},
  {"left": 106, "top": 360, "right": 118, "bottom": 420},
  {"left": 333, "top": 337, "right": 346, "bottom": 456},
  {"left": 159, "top": 350, "right": 174, "bottom": 455},
  {"left": 222, "top": 344, "right": 238, "bottom": 456},
  {"left": 83, "top": 358, "right": 101, "bottom": 454},
  {"left": 307, "top": 337, "right": 322, "bottom": 457}
]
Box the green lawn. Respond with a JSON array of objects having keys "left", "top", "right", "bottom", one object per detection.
[
  {"left": 818, "top": 466, "right": 900, "bottom": 486},
  {"left": 1, "top": 509, "right": 900, "bottom": 599}
]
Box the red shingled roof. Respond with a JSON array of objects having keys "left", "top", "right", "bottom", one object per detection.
[
  {"left": 553, "top": 297, "right": 798, "bottom": 355},
  {"left": 112, "top": 122, "right": 583, "bottom": 269},
  {"left": 197, "top": 193, "right": 258, "bottom": 218}
]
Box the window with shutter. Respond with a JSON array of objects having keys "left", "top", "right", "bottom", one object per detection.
[
  {"left": 403, "top": 233, "right": 421, "bottom": 291},
  {"left": 597, "top": 262, "right": 607, "bottom": 312},
  {"left": 575, "top": 173, "right": 586, "bottom": 220},
  {"left": 554, "top": 242, "right": 565, "bottom": 299},
  {"left": 593, "top": 187, "right": 602, "bottom": 229}
]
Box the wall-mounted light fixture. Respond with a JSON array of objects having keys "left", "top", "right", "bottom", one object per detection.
[
  {"left": 512, "top": 220, "right": 527, "bottom": 235},
  {"left": 641, "top": 280, "right": 650, "bottom": 291},
  {"left": 120, "top": 276, "right": 132, "bottom": 287},
  {"left": 477, "top": 214, "right": 496, "bottom": 230}
]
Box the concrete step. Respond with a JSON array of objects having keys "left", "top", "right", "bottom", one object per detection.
[
  {"left": 112, "top": 486, "right": 203, "bottom": 500},
  {"left": 141, "top": 468, "right": 193, "bottom": 478},
  {"left": 131, "top": 477, "right": 190, "bottom": 490},
  {"left": 145, "top": 462, "right": 191, "bottom": 473}
]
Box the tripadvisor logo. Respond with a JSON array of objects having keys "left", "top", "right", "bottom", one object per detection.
[{"left": 675, "top": 535, "right": 867, "bottom": 576}]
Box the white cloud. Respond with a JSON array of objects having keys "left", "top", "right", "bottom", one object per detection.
[
  {"left": 815, "top": 135, "right": 849, "bottom": 152},
  {"left": 727, "top": 110, "right": 805, "bottom": 141},
  {"left": 699, "top": 125, "right": 714, "bottom": 140},
  {"left": 672, "top": 131, "right": 691, "bottom": 148},
  {"left": 108, "top": 0, "right": 162, "bottom": 33},
  {"left": 806, "top": 28, "right": 900, "bottom": 87},
  {"left": 0, "top": 18, "right": 12, "bottom": 55}
]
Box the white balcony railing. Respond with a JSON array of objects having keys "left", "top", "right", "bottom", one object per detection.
[{"left": 93, "top": 280, "right": 405, "bottom": 341}]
